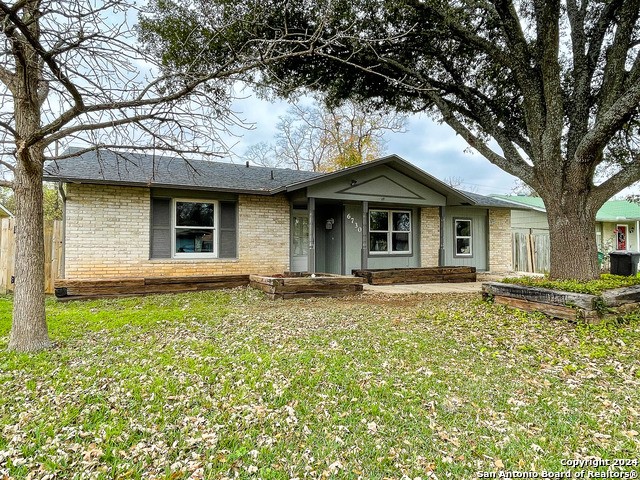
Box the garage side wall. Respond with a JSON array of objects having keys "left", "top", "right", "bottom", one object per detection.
[{"left": 63, "top": 184, "right": 290, "bottom": 278}]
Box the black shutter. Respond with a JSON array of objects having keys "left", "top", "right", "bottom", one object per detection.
[
  {"left": 219, "top": 201, "right": 237, "bottom": 258},
  {"left": 151, "top": 198, "right": 171, "bottom": 259}
]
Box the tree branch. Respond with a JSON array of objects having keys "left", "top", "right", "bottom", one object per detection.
[
  {"left": 0, "top": 0, "right": 86, "bottom": 111},
  {"left": 0, "top": 66, "right": 15, "bottom": 91},
  {"left": 597, "top": 0, "right": 640, "bottom": 114},
  {"left": 574, "top": 82, "right": 640, "bottom": 161},
  {"left": 428, "top": 90, "right": 533, "bottom": 184},
  {"left": 595, "top": 156, "right": 640, "bottom": 200},
  {"left": 48, "top": 143, "right": 223, "bottom": 161}
]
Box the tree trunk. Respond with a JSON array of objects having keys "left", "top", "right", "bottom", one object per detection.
[
  {"left": 8, "top": 148, "right": 51, "bottom": 352},
  {"left": 545, "top": 195, "right": 600, "bottom": 281}
]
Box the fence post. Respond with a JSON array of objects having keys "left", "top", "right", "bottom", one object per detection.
[{"left": 0, "top": 218, "right": 61, "bottom": 295}]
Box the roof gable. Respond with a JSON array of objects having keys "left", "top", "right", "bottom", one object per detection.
[
  {"left": 285, "top": 154, "right": 474, "bottom": 205},
  {"left": 336, "top": 175, "right": 423, "bottom": 199}
]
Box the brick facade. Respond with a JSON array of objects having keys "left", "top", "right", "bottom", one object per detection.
[
  {"left": 420, "top": 207, "right": 440, "bottom": 267},
  {"left": 488, "top": 208, "right": 512, "bottom": 272},
  {"left": 63, "top": 184, "right": 290, "bottom": 278}
]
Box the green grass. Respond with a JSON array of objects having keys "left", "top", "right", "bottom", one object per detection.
[
  {"left": 1, "top": 289, "right": 639, "bottom": 479},
  {"left": 501, "top": 273, "right": 640, "bottom": 295}
]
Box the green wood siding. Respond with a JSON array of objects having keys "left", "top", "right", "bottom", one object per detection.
[{"left": 444, "top": 207, "right": 488, "bottom": 270}]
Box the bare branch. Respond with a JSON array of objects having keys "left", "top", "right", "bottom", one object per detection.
[
  {"left": 574, "top": 82, "right": 640, "bottom": 162},
  {"left": 595, "top": 155, "right": 640, "bottom": 200}
]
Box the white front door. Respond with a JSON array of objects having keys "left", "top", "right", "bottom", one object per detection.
[{"left": 291, "top": 211, "right": 309, "bottom": 272}]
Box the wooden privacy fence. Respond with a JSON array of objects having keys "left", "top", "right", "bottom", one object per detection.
[
  {"left": 0, "top": 218, "right": 63, "bottom": 294},
  {"left": 512, "top": 231, "right": 551, "bottom": 274}
]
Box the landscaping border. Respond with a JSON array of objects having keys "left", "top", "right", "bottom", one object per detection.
[
  {"left": 353, "top": 266, "right": 476, "bottom": 285},
  {"left": 54, "top": 275, "right": 250, "bottom": 300},
  {"left": 482, "top": 281, "right": 640, "bottom": 322},
  {"left": 249, "top": 273, "right": 364, "bottom": 299}
]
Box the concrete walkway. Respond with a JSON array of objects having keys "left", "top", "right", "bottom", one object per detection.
[{"left": 363, "top": 282, "right": 484, "bottom": 294}]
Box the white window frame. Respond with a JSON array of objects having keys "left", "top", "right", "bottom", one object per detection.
[
  {"left": 454, "top": 218, "right": 473, "bottom": 257},
  {"left": 368, "top": 209, "right": 412, "bottom": 255},
  {"left": 172, "top": 198, "right": 218, "bottom": 258}
]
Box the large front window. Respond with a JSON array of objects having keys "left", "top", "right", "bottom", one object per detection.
[
  {"left": 174, "top": 200, "right": 217, "bottom": 257},
  {"left": 369, "top": 209, "right": 411, "bottom": 254}
]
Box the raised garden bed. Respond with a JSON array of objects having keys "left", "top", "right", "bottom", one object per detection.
[
  {"left": 482, "top": 281, "right": 640, "bottom": 322},
  {"left": 55, "top": 274, "right": 250, "bottom": 300},
  {"left": 353, "top": 266, "right": 476, "bottom": 285},
  {"left": 249, "top": 272, "right": 364, "bottom": 300}
]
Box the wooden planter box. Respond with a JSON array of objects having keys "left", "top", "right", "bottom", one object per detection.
[
  {"left": 353, "top": 266, "right": 476, "bottom": 285},
  {"left": 482, "top": 281, "right": 640, "bottom": 322},
  {"left": 55, "top": 274, "right": 250, "bottom": 300},
  {"left": 249, "top": 273, "right": 364, "bottom": 300}
]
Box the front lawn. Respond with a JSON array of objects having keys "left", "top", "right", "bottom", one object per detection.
[{"left": 1, "top": 289, "right": 639, "bottom": 479}]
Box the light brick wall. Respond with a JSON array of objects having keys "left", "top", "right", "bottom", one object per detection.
[
  {"left": 420, "top": 207, "right": 440, "bottom": 267},
  {"left": 488, "top": 208, "right": 512, "bottom": 272},
  {"left": 64, "top": 184, "right": 290, "bottom": 278}
]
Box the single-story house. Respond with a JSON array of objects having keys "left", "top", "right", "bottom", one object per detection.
[
  {"left": 492, "top": 195, "right": 640, "bottom": 253},
  {"left": 43, "top": 151, "right": 520, "bottom": 281}
]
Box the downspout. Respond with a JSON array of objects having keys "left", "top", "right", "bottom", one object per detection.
[
  {"left": 361, "top": 201, "right": 368, "bottom": 270},
  {"left": 438, "top": 206, "right": 446, "bottom": 267},
  {"left": 57, "top": 182, "right": 66, "bottom": 279},
  {"left": 308, "top": 197, "right": 316, "bottom": 273}
]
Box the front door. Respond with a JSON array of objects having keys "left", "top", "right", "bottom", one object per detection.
[
  {"left": 617, "top": 225, "right": 628, "bottom": 250},
  {"left": 291, "top": 211, "right": 309, "bottom": 272}
]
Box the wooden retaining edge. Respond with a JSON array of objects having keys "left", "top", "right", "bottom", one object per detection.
[
  {"left": 249, "top": 274, "right": 364, "bottom": 298},
  {"left": 353, "top": 266, "right": 476, "bottom": 285},
  {"left": 601, "top": 285, "right": 640, "bottom": 306},
  {"left": 249, "top": 274, "right": 364, "bottom": 287},
  {"left": 482, "top": 282, "right": 640, "bottom": 322},
  {"left": 55, "top": 275, "right": 250, "bottom": 299},
  {"left": 482, "top": 282, "right": 596, "bottom": 309}
]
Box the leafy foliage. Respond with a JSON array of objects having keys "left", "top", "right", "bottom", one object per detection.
[{"left": 0, "top": 184, "right": 62, "bottom": 221}]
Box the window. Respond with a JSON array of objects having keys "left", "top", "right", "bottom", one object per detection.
[
  {"left": 369, "top": 209, "right": 411, "bottom": 254},
  {"left": 173, "top": 200, "right": 217, "bottom": 257},
  {"left": 454, "top": 219, "right": 472, "bottom": 256}
]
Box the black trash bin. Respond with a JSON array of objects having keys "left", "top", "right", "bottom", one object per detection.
[{"left": 609, "top": 251, "right": 640, "bottom": 276}]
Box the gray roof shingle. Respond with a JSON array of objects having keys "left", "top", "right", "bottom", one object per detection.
[
  {"left": 460, "top": 191, "right": 532, "bottom": 209},
  {"left": 43, "top": 150, "right": 322, "bottom": 193}
]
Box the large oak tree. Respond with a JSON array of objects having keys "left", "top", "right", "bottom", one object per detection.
[{"left": 143, "top": 0, "right": 640, "bottom": 280}]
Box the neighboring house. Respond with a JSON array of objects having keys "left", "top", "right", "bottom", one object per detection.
[
  {"left": 44, "top": 151, "right": 519, "bottom": 281},
  {"left": 0, "top": 204, "right": 12, "bottom": 218},
  {"left": 493, "top": 195, "right": 640, "bottom": 253}
]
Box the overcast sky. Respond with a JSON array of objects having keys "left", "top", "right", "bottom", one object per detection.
[{"left": 222, "top": 93, "right": 520, "bottom": 196}]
